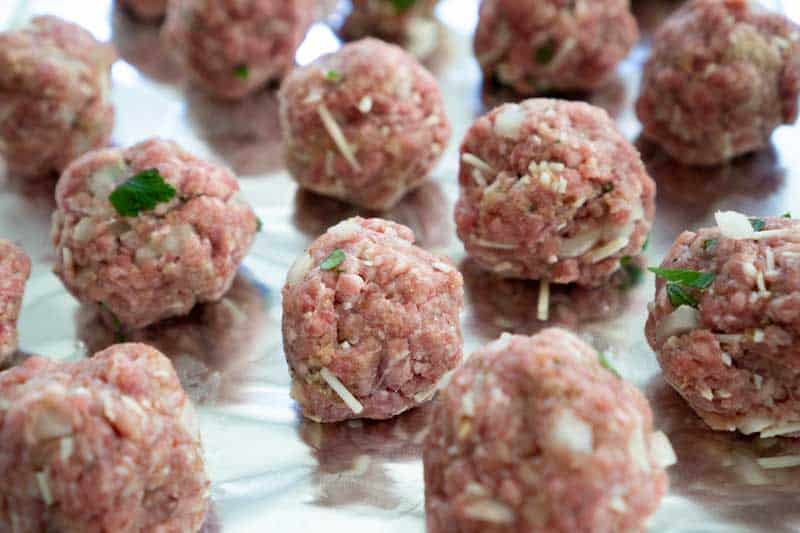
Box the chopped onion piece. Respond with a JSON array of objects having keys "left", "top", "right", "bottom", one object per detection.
[
  {"left": 286, "top": 253, "right": 313, "bottom": 285},
  {"left": 649, "top": 431, "right": 677, "bottom": 468},
  {"left": 550, "top": 409, "right": 593, "bottom": 453},
  {"left": 586, "top": 236, "right": 629, "bottom": 263},
  {"left": 317, "top": 103, "right": 361, "bottom": 172},
  {"left": 757, "top": 455, "right": 800, "bottom": 469},
  {"left": 760, "top": 422, "right": 800, "bottom": 438},
  {"left": 320, "top": 368, "right": 364, "bottom": 414},
  {"left": 463, "top": 500, "right": 515, "bottom": 524},
  {"left": 715, "top": 333, "right": 744, "bottom": 344},
  {"left": 537, "top": 280, "right": 550, "bottom": 322},
  {"left": 462, "top": 153, "right": 495, "bottom": 175},
  {"left": 494, "top": 104, "right": 526, "bottom": 139},
  {"left": 559, "top": 228, "right": 602, "bottom": 258},
  {"left": 715, "top": 211, "right": 755, "bottom": 239},
  {"left": 656, "top": 305, "right": 701, "bottom": 342}
]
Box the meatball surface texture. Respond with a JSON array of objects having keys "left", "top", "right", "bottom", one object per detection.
[
  {"left": 0, "top": 343, "right": 209, "bottom": 532},
  {"left": 282, "top": 217, "right": 464, "bottom": 422},
  {"left": 52, "top": 138, "right": 258, "bottom": 329},
  {"left": 424, "top": 329, "right": 673, "bottom": 533}
]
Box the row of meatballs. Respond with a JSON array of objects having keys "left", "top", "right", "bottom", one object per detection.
[{"left": 2, "top": 0, "right": 800, "bottom": 189}]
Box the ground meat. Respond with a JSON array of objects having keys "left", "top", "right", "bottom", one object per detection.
[
  {"left": 282, "top": 217, "right": 463, "bottom": 422},
  {"left": 279, "top": 38, "right": 451, "bottom": 210},
  {"left": 162, "top": 0, "right": 314, "bottom": 100},
  {"left": 0, "top": 343, "right": 209, "bottom": 532},
  {"left": 341, "top": 0, "right": 440, "bottom": 58},
  {"left": 646, "top": 214, "right": 800, "bottom": 437},
  {"left": 0, "top": 242, "right": 31, "bottom": 366},
  {"left": 424, "top": 329, "right": 674, "bottom": 533},
  {"left": 474, "top": 0, "right": 638, "bottom": 94},
  {"left": 636, "top": 0, "right": 800, "bottom": 166},
  {"left": 455, "top": 98, "right": 655, "bottom": 287},
  {"left": 0, "top": 16, "right": 115, "bottom": 181},
  {"left": 117, "top": 0, "right": 167, "bottom": 20},
  {"left": 51, "top": 137, "right": 258, "bottom": 330}
]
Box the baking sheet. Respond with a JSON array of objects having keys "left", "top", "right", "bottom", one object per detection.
[{"left": 1, "top": 0, "right": 800, "bottom": 531}]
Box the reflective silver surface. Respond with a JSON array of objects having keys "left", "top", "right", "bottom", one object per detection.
[{"left": 1, "top": 1, "right": 799, "bottom": 531}]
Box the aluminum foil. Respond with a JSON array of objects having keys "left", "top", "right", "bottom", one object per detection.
[{"left": 2, "top": 0, "right": 800, "bottom": 531}]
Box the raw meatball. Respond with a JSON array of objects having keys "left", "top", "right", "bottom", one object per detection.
[
  {"left": 646, "top": 212, "right": 800, "bottom": 437},
  {"left": 282, "top": 217, "right": 463, "bottom": 422},
  {"left": 0, "top": 343, "right": 208, "bottom": 532},
  {"left": 424, "top": 329, "right": 674, "bottom": 533},
  {"left": 279, "top": 38, "right": 451, "bottom": 210},
  {"left": 474, "top": 0, "right": 638, "bottom": 94},
  {"left": 162, "top": 0, "right": 314, "bottom": 100},
  {"left": 0, "top": 16, "right": 115, "bottom": 180},
  {"left": 117, "top": 0, "right": 167, "bottom": 21},
  {"left": 636, "top": 0, "right": 800, "bottom": 166},
  {"left": 52, "top": 137, "right": 258, "bottom": 330},
  {"left": 341, "top": 0, "right": 440, "bottom": 57},
  {"left": 455, "top": 98, "right": 655, "bottom": 290},
  {"left": 0, "top": 241, "right": 31, "bottom": 365}
]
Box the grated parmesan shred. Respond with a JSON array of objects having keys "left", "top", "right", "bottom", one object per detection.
[
  {"left": 462, "top": 153, "right": 495, "bottom": 175},
  {"left": 760, "top": 421, "right": 800, "bottom": 439},
  {"left": 463, "top": 499, "right": 516, "bottom": 524},
  {"left": 586, "top": 237, "right": 629, "bottom": 263},
  {"left": 317, "top": 103, "right": 361, "bottom": 172},
  {"left": 36, "top": 471, "right": 53, "bottom": 505},
  {"left": 757, "top": 455, "right": 800, "bottom": 469},
  {"left": 320, "top": 368, "right": 364, "bottom": 414},
  {"left": 537, "top": 280, "right": 550, "bottom": 322},
  {"left": 473, "top": 237, "right": 518, "bottom": 250}
]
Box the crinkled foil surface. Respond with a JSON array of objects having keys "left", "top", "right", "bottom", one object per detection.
[{"left": 1, "top": 0, "right": 800, "bottom": 531}]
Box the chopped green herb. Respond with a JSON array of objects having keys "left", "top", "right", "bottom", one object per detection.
[
  {"left": 390, "top": 0, "right": 417, "bottom": 12},
  {"left": 320, "top": 249, "right": 346, "bottom": 271},
  {"left": 666, "top": 283, "right": 698, "bottom": 308},
  {"left": 642, "top": 234, "right": 650, "bottom": 252},
  {"left": 619, "top": 256, "right": 643, "bottom": 288},
  {"left": 535, "top": 40, "right": 557, "bottom": 65},
  {"left": 749, "top": 218, "right": 766, "bottom": 231},
  {"left": 109, "top": 169, "right": 176, "bottom": 217},
  {"left": 599, "top": 352, "right": 621, "bottom": 378},
  {"left": 782, "top": 212, "right": 792, "bottom": 218},
  {"left": 256, "top": 217, "right": 263, "bottom": 233},
  {"left": 648, "top": 267, "right": 716, "bottom": 289},
  {"left": 233, "top": 65, "right": 249, "bottom": 79},
  {"left": 601, "top": 182, "right": 614, "bottom": 194},
  {"left": 324, "top": 69, "right": 342, "bottom": 82},
  {"left": 702, "top": 239, "right": 718, "bottom": 252}
]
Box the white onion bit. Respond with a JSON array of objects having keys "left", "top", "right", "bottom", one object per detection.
[
  {"left": 715, "top": 211, "right": 755, "bottom": 239},
  {"left": 650, "top": 431, "right": 677, "bottom": 468},
  {"left": 462, "top": 153, "right": 495, "bottom": 175},
  {"left": 656, "top": 305, "right": 701, "bottom": 342},
  {"left": 320, "top": 368, "right": 364, "bottom": 414}
]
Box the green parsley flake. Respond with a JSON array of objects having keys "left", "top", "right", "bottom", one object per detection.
[
  {"left": 666, "top": 283, "right": 698, "bottom": 308},
  {"left": 749, "top": 218, "right": 766, "bottom": 231},
  {"left": 324, "top": 69, "right": 342, "bottom": 82},
  {"left": 256, "top": 217, "right": 263, "bottom": 233},
  {"left": 782, "top": 212, "right": 792, "bottom": 218},
  {"left": 109, "top": 169, "right": 176, "bottom": 217},
  {"left": 648, "top": 267, "right": 716, "bottom": 289},
  {"left": 601, "top": 182, "right": 614, "bottom": 194},
  {"left": 599, "top": 352, "right": 621, "bottom": 378},
  {"left": 619, "top": 256, "right": 643, "bottom": 289},
  {"left": 391, "top": 0, "right": 417, "bottom": 12},
  {"left": 642, "top": 234, "right": 650, "bottom": 252},
  {"left": 535, "top": 40, "right": 557, "bottom": 65},
  {"left": 702, "top": 239, "right": 718, "bottom": 252},
  {"left": 233, "top": 65, "right": 249, "bottom": 79},
  {"left": 320, "top": 249, "right": 346, "bottom": 271}
]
